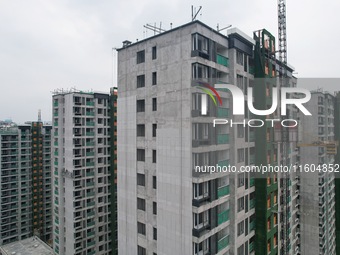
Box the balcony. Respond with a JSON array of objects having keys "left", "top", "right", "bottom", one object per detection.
[
  {"left": 87, "top": 221, "right": 95, "bottom": 227},
  {"left": 217, "top": 235, "right": 229, "bottom": 252},
  {"left": 87, "top": 211, "right": 95, "bottom": 217},
  {"left": 249, "top": 131, "right": 255, "bottom": 142},
  {"left": 86, "top": 121, "right": 95, "bottom": 127},
  {"left": 86, "top": 182, "right": 95, "bottom": 187},
  {"left": 249, "top": 154, "right": 255, "bottom": 164},
  {"left": 217, "top": 134, "right": 229, "bottom": 144},
  {"left": 216, "top": 54, "right": 229, "bottom": 67},
  {"left": 87, "top": 231, "right": 95, "bottom": 237},
  {"left": 217, "top": 185, "right": 230, "bottom": 198},
  {"left": 250, "top": 178, "right": 255, "bottom": 187},
  {"left": 217, "top": 210, "right": 229, "bottom": 225},
  {"left": 250, "top": 199, "right": 255, "bottom": 209},
  {"left": 86, "top": 162, "right": 94, "bottom": 167},
  {"left": 249, "top": 242, "right": 255, "bottom": 252},
  {"left": 86, "top": 152, "right": 95, "bottom": 157},
  {"left": 86, "top": 101, "right": 95, "bottom": 106},
  {"left": 218, "top": 160, "right": 229, "bottom": 168},
  {"left": 192, "top": 139, "right": 211, "bottom": 147},
  {"left": 249, "top": 66, "right": 255, "bottom": 75},
  {"left": 86, "top": 132, "right": 95, "bottom": 136},
  {"left": 86, "top": 112, "right": 95, "bottom": 116},
  {"left": 86, "top": 172, "right": 95, "bottom": 177},
  {"left": 86, "top": 191, "right": 95, "bottom": 197},
  {"left": 192, "top": 222, "right": 210, "bottom": 237},
  {"left": 250, "top": 221, "right": 255, "bottom": 231},
  {"left": 192, "top": 194, "right": 210, "bottom": 207},
  {"left": 87, "top": 201, "right": 95, "bottom": 207}
]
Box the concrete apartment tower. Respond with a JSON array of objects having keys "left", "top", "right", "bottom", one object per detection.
[
  {"left": 52, "top": 90, "right": 112, "bottom": 255},
  {"left": 31, "top": 120, "right": 53, "bottom": 244},
  {"left": 0, "top": 125, "right": 33, "bottom": 245},
  {"left": 117, "top": 20, "right": 260, "bottom": 255},
  {"left": 298, "top": 91, "right": 336, "bottom": 255},
  {"left": 0, "top": 120, "right": 52, "bottom": 246}
]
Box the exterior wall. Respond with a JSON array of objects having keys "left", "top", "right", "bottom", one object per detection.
[
  {"left": 118, "top": 21, "right": 257, "bottom": 255},
  {"left": 31, "top": 122, "right": 52, "bottom": 244},
  {"left": 334, "top": 92, "right": 340, "bottom": 255},
  {"left": 299, "top": 92, "right": 336, "bottom": 255},
  {"left": 109, "top": 87, "right": 118, "bottom": 255},
  {"left": 227, "top": 45, "right": 256, "bottom": 255},
  {"left": 118, "top": 23, "right": 194, "bottom": 255},
  {"left": 52, "top": 92, "right": 112, "bottom": 255},
  {"left": 0, "top": 126, "right": 32, "bottom": 245}
]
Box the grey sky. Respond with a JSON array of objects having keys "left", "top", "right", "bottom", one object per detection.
[{"left": 0, "top": 0, "right": 339, "bottom": 123}]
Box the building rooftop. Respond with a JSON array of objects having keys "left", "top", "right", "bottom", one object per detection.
[
  {"left": 52, "top": 87, "right": 109, "bottom": 96},
  {"left": 117, "top": 20, "right": 230, "bottom": 50},
  {"left": 0, "top": 237, "right": 53, "bottom": 255},
  {"left": 227, "top": 27, "right": 255, "bottom": 45}
]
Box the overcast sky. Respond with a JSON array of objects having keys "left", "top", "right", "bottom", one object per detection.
[{"left": 0, "top": 0, "right": 339, "bottom": 123}]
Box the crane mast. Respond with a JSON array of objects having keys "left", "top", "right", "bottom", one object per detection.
[
  {"left": 278, "top": 1, "right": 289, "bottom": 254},
  {"left": 278, "top": 0, "right": 287, "bottom": 72}
]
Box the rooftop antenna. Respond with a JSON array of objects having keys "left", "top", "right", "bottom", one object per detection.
[
  {"left": 143, "top": 23, "right": 166, "bottom": 35},
  {"left": 38, "top": 109, "right": 41, "bottom": 122},
  {"left": 191, "top": 5, "right": 202, "bottom": 21},
  {"left": 217, "top": 24, "right": 232, "bottom": 32}
]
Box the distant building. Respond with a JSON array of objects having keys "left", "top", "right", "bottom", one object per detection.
[
  {"left": 299, "top": 91, "right": 336, "bottom": 255},
  {"left": 0, "top": 121, "right": 52, "bottom": 246},
  {"left": 52, "top": 89, "right": 112, "bottom": 255},
  {"left": 31, "top": 121, "right": 53, "bottom": 244},
  {"left": 0, "top": 236, "right": 53, "bottom": 255}
]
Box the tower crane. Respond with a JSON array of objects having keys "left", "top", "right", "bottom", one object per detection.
[{"left": 277, "top": 0, "right": 289, "bottom": 254}]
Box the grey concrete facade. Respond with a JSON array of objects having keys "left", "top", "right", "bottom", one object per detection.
[
  {"left": 117, "top": 21, "right": 257, "bottom": 255},
  {"left": 0, "top": 126, "right": 33, "bottom": 245},
  {"left": 298, "top": 91, "right": 336, "bottom": 255},
  {"left": 0, "top": 122, "right": 52, "bottom": 247},
  {"left": 52, "top": 91, "right": 112, "bottom": 255}
]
